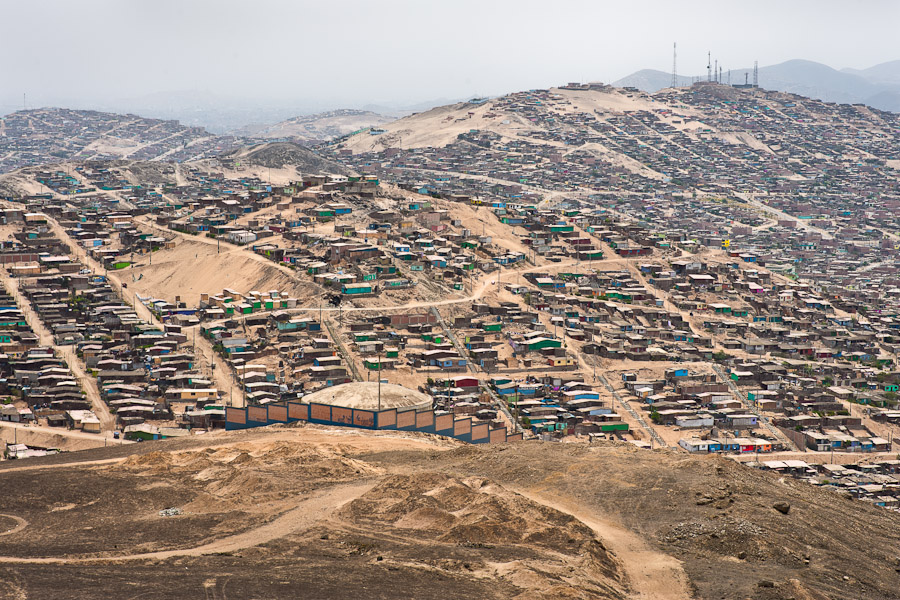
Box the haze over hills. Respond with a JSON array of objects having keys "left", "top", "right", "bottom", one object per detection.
[
  {"left": 0, "top": 107, "right": 244, "bottom": 174},
  {"left": 233, "top": 109, "right": 394, "bottom": 144},
  {"left": 6, "top": 78, "right": 900, "bottom": 600},
  {"left": 614, "top": 59, "right": 900, "bottom": 112},
  {"left": 0, "top": 107, "right": 374, "bottom": 175}
]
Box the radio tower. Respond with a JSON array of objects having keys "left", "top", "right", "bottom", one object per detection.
[
  {"left": 707, "top": 52, "right": 712, "bottom": 82},
  {"left": 753, "top": 61, "right": 759, "bottom": 87},
  {"left": 671, "top": 42, "right": 678, "bottom": 88}
]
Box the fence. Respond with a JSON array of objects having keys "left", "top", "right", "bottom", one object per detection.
[{"left": 225, "top": 401, "right": 523, "bottom": 444}]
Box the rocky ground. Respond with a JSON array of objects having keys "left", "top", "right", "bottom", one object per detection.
[{"left": 1, "top": 424, "right": 899, "bottom": 599}]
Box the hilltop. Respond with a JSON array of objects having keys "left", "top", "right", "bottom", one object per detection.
[
  {"left": 2, "top": 426, "right": 899, "bottom": 599},
  {"left": 219, "top": 141, "right": 350, "bottom": 173},
  {"left": 329, "top": 82, "right": 900, "bottom": 202},
  {"left": 235, "top": 109, "right": 394, "bottom": 143},
  {"left": 615, "top": 59, "right": 900, "bottom": 112}
]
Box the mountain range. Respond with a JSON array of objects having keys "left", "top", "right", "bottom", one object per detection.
[{"left": 614, "top": 59, "right": 900, "bottom": 112}]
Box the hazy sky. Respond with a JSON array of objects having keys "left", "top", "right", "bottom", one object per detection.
[{"left": 2, "top": 0, "right": 899, "bottom": 114}]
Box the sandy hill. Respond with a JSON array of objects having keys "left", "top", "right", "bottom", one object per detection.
[
  {"left": 333, "top": 86, "right": 707, "bottom": 180},
  {"left": 236, "top": 109, "right": 394, "bottom": 142},
  {"left": 220, "top": 141, "right": 349, "bottom": 174},
  {"left": 332, "top": 83, "right": 900, "bottom": 188},
  {"left": 1, "top": 426, "right": 899, "bottom": 599}
]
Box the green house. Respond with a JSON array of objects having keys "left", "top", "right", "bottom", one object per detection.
[
  {"left": 526, "top": 338, "right": 562, "bottom": 351},
  {"left": 599, "top": 423, "right": 629, "bottom": 433},
  {"left": 482, "top": 322, "right": 503, "bottom": 332},
  {"left": 342, "top": 283, "right": 373, "bottom": 295}
]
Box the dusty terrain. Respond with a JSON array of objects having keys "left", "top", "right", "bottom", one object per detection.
[
  {"left": 1, "top": 425, "right": 899, "bottom": 600},
  {"left": 236, "top": 110, "right": 394, "bottom": 142}
]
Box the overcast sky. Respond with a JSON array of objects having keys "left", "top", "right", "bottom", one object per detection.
[{"left": 2, "top": 0, "right": 899, "bottom": 114}]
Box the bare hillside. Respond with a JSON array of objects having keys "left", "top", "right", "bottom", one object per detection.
[
  {"left": 220, "top": 141, "right": 350, "bottom": 174},
  {"left": 1, "top": 427, "right": 899, "bottom": 600},
  {"left": 237, "top": 109, "right": 394, "bottom": 142}
]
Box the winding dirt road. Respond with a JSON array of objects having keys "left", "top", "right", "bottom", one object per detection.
[
  {"left": 513, "top": 487, "right": 693, "bottom": 600},
  {"left": 0, "top": 480, "right": 375, "bottom": 564}
]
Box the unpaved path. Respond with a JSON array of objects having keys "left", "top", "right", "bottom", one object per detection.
[
  {"left": 0, "top": 514, "right": 27, "bottom": 537},
  {"left": 0, "top": 480, "right": 375, "bottom": 564},
  {"left": 1, "top": 274, "right": 115, "bottom": 431},
  {"left": 514, "top": 487, "right": 694, "bottom": 600},
  {"left": 38, "top": 213, "right": 244, "bottom": 407},
  {"left": 0, "top": 457, "right": 127, "bottom": 474}
]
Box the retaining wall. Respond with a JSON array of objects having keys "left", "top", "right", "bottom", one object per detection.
[{"left": 225, "top": 401, "right": 522, "bottom": 444}]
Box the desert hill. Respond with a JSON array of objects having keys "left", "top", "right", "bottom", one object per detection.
[
  {"left": 1, "top": 426, "right": 899, "bottom": 599},
  {"left": 220, "top": 141, "right": 350, "bottom": 174},
  {"left": 235, "top": 109, "right": 394, "bottom": 143}
]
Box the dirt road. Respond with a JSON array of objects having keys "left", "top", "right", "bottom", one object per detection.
[
  {"left": 512, "top": 486, "right": 693, "bottom": 600},
  {"left": 0, "top": 274, "right": 115, "bottom": 431},
  {"left": 39, "top": 214, "right": 244, "bottom": 407},
  {"left": 0, "top": 480, "right": 375, "bottom": 564},
  {"left": 0, "top": 421, "right": 131, "bottom": 444}
]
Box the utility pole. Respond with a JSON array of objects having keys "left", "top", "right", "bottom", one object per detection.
[
  {"left": 515, "top": 382, "right": 520, "bottom": 425},
  {"left": 377, "top": 350, "right": 382, "bottom": 412}
]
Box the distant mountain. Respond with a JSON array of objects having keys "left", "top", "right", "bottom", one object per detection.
[
  {"left": 612, "top": 70, "right": 695, "bottom": 92},
  {"left": 843, "top": 60, "right": 900, "bottom": 86},
  {"left": 615, "top": 59, "right": 900, "bottom": 112}
]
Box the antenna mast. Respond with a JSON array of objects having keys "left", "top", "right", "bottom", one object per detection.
[
  {"left": 707, "top": 52, "right": 711, "bottom": 82},
  {"left": 671, "top": 42, "right": 678, "bottom": 88},
  {"left": 753, "top": 61, "right": 758, "bottom": 87}
]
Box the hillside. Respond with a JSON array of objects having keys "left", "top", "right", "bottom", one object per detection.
[
  {"left": 0, "top": 108, "right": 244, "bottom": 174},
  {"left": 235, "top": 109, "right": 394, "bottom": 143},
  {"left": 1, "top": 426, "right": 899, "bottom": 599},
  {"left": 329, "top": 82, "right": 900, "bottom": 204},
  {"left": 220, "top": 141, "right": 350, "bottom": 173}
]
